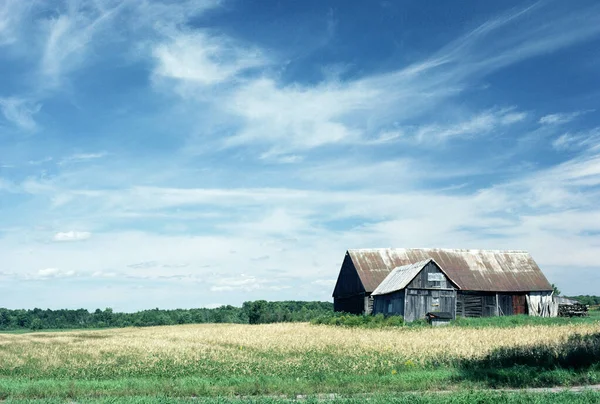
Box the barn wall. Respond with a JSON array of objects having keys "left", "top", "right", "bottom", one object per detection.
[
  {"left": 334, "top": 295, "right": 365, "bottom": 314},
  {"left": 333, "top": 254, "right": 365, "bottom": 298},
  {"left": 373, "top": 291, "right": 405, "bottom": 316},
  {"left": 402, "top": 261, "right": 457, "bottom": 322},
  {"left": 457, "top": 292, "right": 529, "bottom": 318},
  {"left": 498, "top": 294, "right": 514, "bottom": 316},
  {"left": 407, "top": 261, "right": 451, "bottom": 289},
  {"left": 333, "top": 254, "right": 367, "bottom": 314},
  {"left": 404, "top": 289, "right": 456, "bottom": 322}
]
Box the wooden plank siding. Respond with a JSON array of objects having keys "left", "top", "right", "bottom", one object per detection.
[
  {"left": 333, "top": 254, "right": 367, "bottom": 314},
  {"left": 373, "top": 260, "right": 457, "bottom": 322},
  {"left": 334, "top": 294, "right": 365, "bottom": 314},
  {"left": 373, "top": 291, "right": 405, "bottom": 315},
  {"left": 406, "top": 261, "right": 452, "bottom": 289},
  {"left": 403, "top": 261, "right": 457, "bottom": 322},
  {"left": 404, "top": 289, "right": 456, "bottom": 322},
  {"left": 456, "top": 292, "right": 529, "bottom": 317}
]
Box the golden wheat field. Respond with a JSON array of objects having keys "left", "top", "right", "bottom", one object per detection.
[{"left": 1, "top": 322, "right": 600, "bottom": 380}]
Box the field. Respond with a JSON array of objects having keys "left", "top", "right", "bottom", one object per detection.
[{"left": 2, "top": 320, "right": 600, "bottom": 402}]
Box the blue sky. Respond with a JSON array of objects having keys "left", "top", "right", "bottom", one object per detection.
[{"left": 1, "top": 0, "right": 600, "bottom": 311}]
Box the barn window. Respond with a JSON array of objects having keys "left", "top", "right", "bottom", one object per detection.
[
  {"left": 387, "top": 300, "right": 393, "bottom": 313},
  {"left": 427, "top": 272, "right": 444, "bottom": 288}
]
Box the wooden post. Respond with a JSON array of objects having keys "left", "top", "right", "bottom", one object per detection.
[
  {"left": 496, "top": 293, "right": 500, "bottom": 316},
  {"left": 453, "top": 290, "right": 457, "bottom": 320}
]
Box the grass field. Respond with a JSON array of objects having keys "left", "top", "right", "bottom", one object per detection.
[{"left": 2, "top": 320, "right": 600, "bottom": 402}]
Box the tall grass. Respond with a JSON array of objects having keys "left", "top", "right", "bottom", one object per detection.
[
  {"left": 2, "top": 322, "right": 600, "bottom": 398},
  {"left": 310, "top": 313, "right": 406, "bottom": 328}
]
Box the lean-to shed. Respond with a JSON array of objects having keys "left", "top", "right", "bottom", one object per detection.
[
  {"left": 371, "top": 259, "right": 458, "bottom": 322},
  {"left": 332, "top": 248, "right": 555, "bottom": 319}
]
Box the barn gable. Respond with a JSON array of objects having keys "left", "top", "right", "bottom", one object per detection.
[
  {"left": 332, "top": 253, "right": 365, "bottom": 298},
  {"left": 332, "top": 253, "right": 369, "bottom": 314},
  {"left": 372, "top": 259, "right": 458, "bottom": 296}
]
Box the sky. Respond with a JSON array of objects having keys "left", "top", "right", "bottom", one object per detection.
[{"left": 1, "top": 0, "right": 600, "bottom": 311}]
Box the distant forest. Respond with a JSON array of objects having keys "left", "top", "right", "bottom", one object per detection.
[
  {"left": 2, "top": 296, "right": 599, "bottom": 331},
  {"left": 567, "top": 295, "right": 600, "bottom": 306},
  {"left": 0, "top": 301, "right": 333, "bottom": 331}
]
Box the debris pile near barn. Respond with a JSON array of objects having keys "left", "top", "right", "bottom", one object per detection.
[{"left": 558, "top": 303, "right": 588, "bottom": 317}]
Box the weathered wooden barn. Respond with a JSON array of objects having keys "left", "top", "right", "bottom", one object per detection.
[
  {"left": 332, "top": 248, "right": 555, "bottom": 320},
  {"left": 371, "top": 259, "right": 458, "bottom": 322}
]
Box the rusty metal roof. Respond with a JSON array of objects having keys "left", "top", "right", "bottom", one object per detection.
[
  {"left": 348, "top": 248, "right": 552, "bottom": 293},
  {"left": 372, "top": 259, "right": 432, "bottom": 296}
]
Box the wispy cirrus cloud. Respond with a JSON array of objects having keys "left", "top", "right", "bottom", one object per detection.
[
  {"left": 0, "top": 0, "right": 27, "bottom": 46},
  {"left": 0, "top": 97, "right": 41, "bottom": 131},
  {"left": 152, "top": 1, "right": 600, "bottom": 158},
  {"left": 413, "top": 108, "right": 527, "bottom": 143},
  {"left": 540, "top": 111, "right": 591, "bottom": 125},
  {"left": 152, "top": 32, "right": 267, "bottom": 88},
  {"left": 59, "top": 152, "right": 107, "bottom": 165},
  {"left": 552, "top": 128, "right": 600, "bottom": 152},
  {"left": 40, "top": 1, "right": 125, "bottom": 88}
]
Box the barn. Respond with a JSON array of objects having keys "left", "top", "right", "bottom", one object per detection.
[{"left": 332, "top": 248, "right": 556, "bottom": 320}]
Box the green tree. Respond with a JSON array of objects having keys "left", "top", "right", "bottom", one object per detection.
[
  {"left": 30, "top": 318, "right": 43, "bottom": 331},
  {"left": 552, "top": 283, "right": 561, "bottom": 296},
  {"left": 243, "top": 300, "right": 268, "bottom": 324}
]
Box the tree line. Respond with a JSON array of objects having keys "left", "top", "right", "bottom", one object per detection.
[
  {"left": 567, "top": 295, "right": 600, "bottom": 307},
  {"left": 0, "top": 301, "right": 333, "bottom": 331}
]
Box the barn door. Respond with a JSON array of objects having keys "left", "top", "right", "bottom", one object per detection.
[{"left": 513, "top": 295, "right": 527, "bottom": 315}]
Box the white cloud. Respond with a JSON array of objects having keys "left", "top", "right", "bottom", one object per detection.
[
  {"left": 144, "top": 2, "right": 600, "bottom": 158},
  {"left": 53, "top": 231, "right": 92, "bottom": 242},
  {"left": 540, "top": 111, "right": 589, "bottom": 125},
  {"left": 0, "top": 0, "right": 25, "bottom": 46},
  {"left": 552, "top": 128, "right": 600, "bottom": 152},
  {"left": 29, "top": 157, "right": 53, "bottom": 165},
  {"left": 210, "top": 276, "right": 262, "bottom": 292},
  {"left": 59, "top": 152, "right": 107, "bottom": 165},
  {"left": 40, "top": 2, "right": 124, "bottom": 87},
  {"left": 91, "top": 270, "right": 118, "bottom": 278},
  {"left": 0, "top": 97, "right": 41, "bottom": 131},
  {"left": 223, "top": 77, "right": 378, "bottom": 154},
  {"left": 127, "top": 261, "right": 158, "bottom": 269},
  {"left": 414, "top": 108, "right": 526, "bottom": 143},
  {"left": 152, "top": 31, "right": 267, "bottom": 87},
  {"left": 33, "top": 268, "right": 77, "bottom": 280},
  {"left": 312, "top": 279, "right": 336, "bottom": 287},
  {"left": 0, "top": 177, "right": 17, "bottom": 193}
]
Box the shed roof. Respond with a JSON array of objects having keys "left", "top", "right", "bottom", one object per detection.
[
  {"left": 554, "top": 296, "right": 579, "bottom": 305},
  {"left": 348, "top": 248, "right": 552, "bottom": 293},
  {"left": 372, "top": 259, "right": 434, "bottom": 296}
]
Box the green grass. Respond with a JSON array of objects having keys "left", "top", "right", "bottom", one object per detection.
[
  {"left": 0, "top": 371, "right": 464, "bottom": 399},
  {"left": 0, "top": 328, "right": 102, "bottom": 335},
  {"left": 4, "top": 391, "right": 600, "bottom": 403},
  {"left": 310, "top": 312, "right": 600, "bottom": 330},
  {"left": 3, "top": 320, "right": 600, "bottom": 400},
  {"left": 449, "top": 311, "right": 600, "bottom": 328}
]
